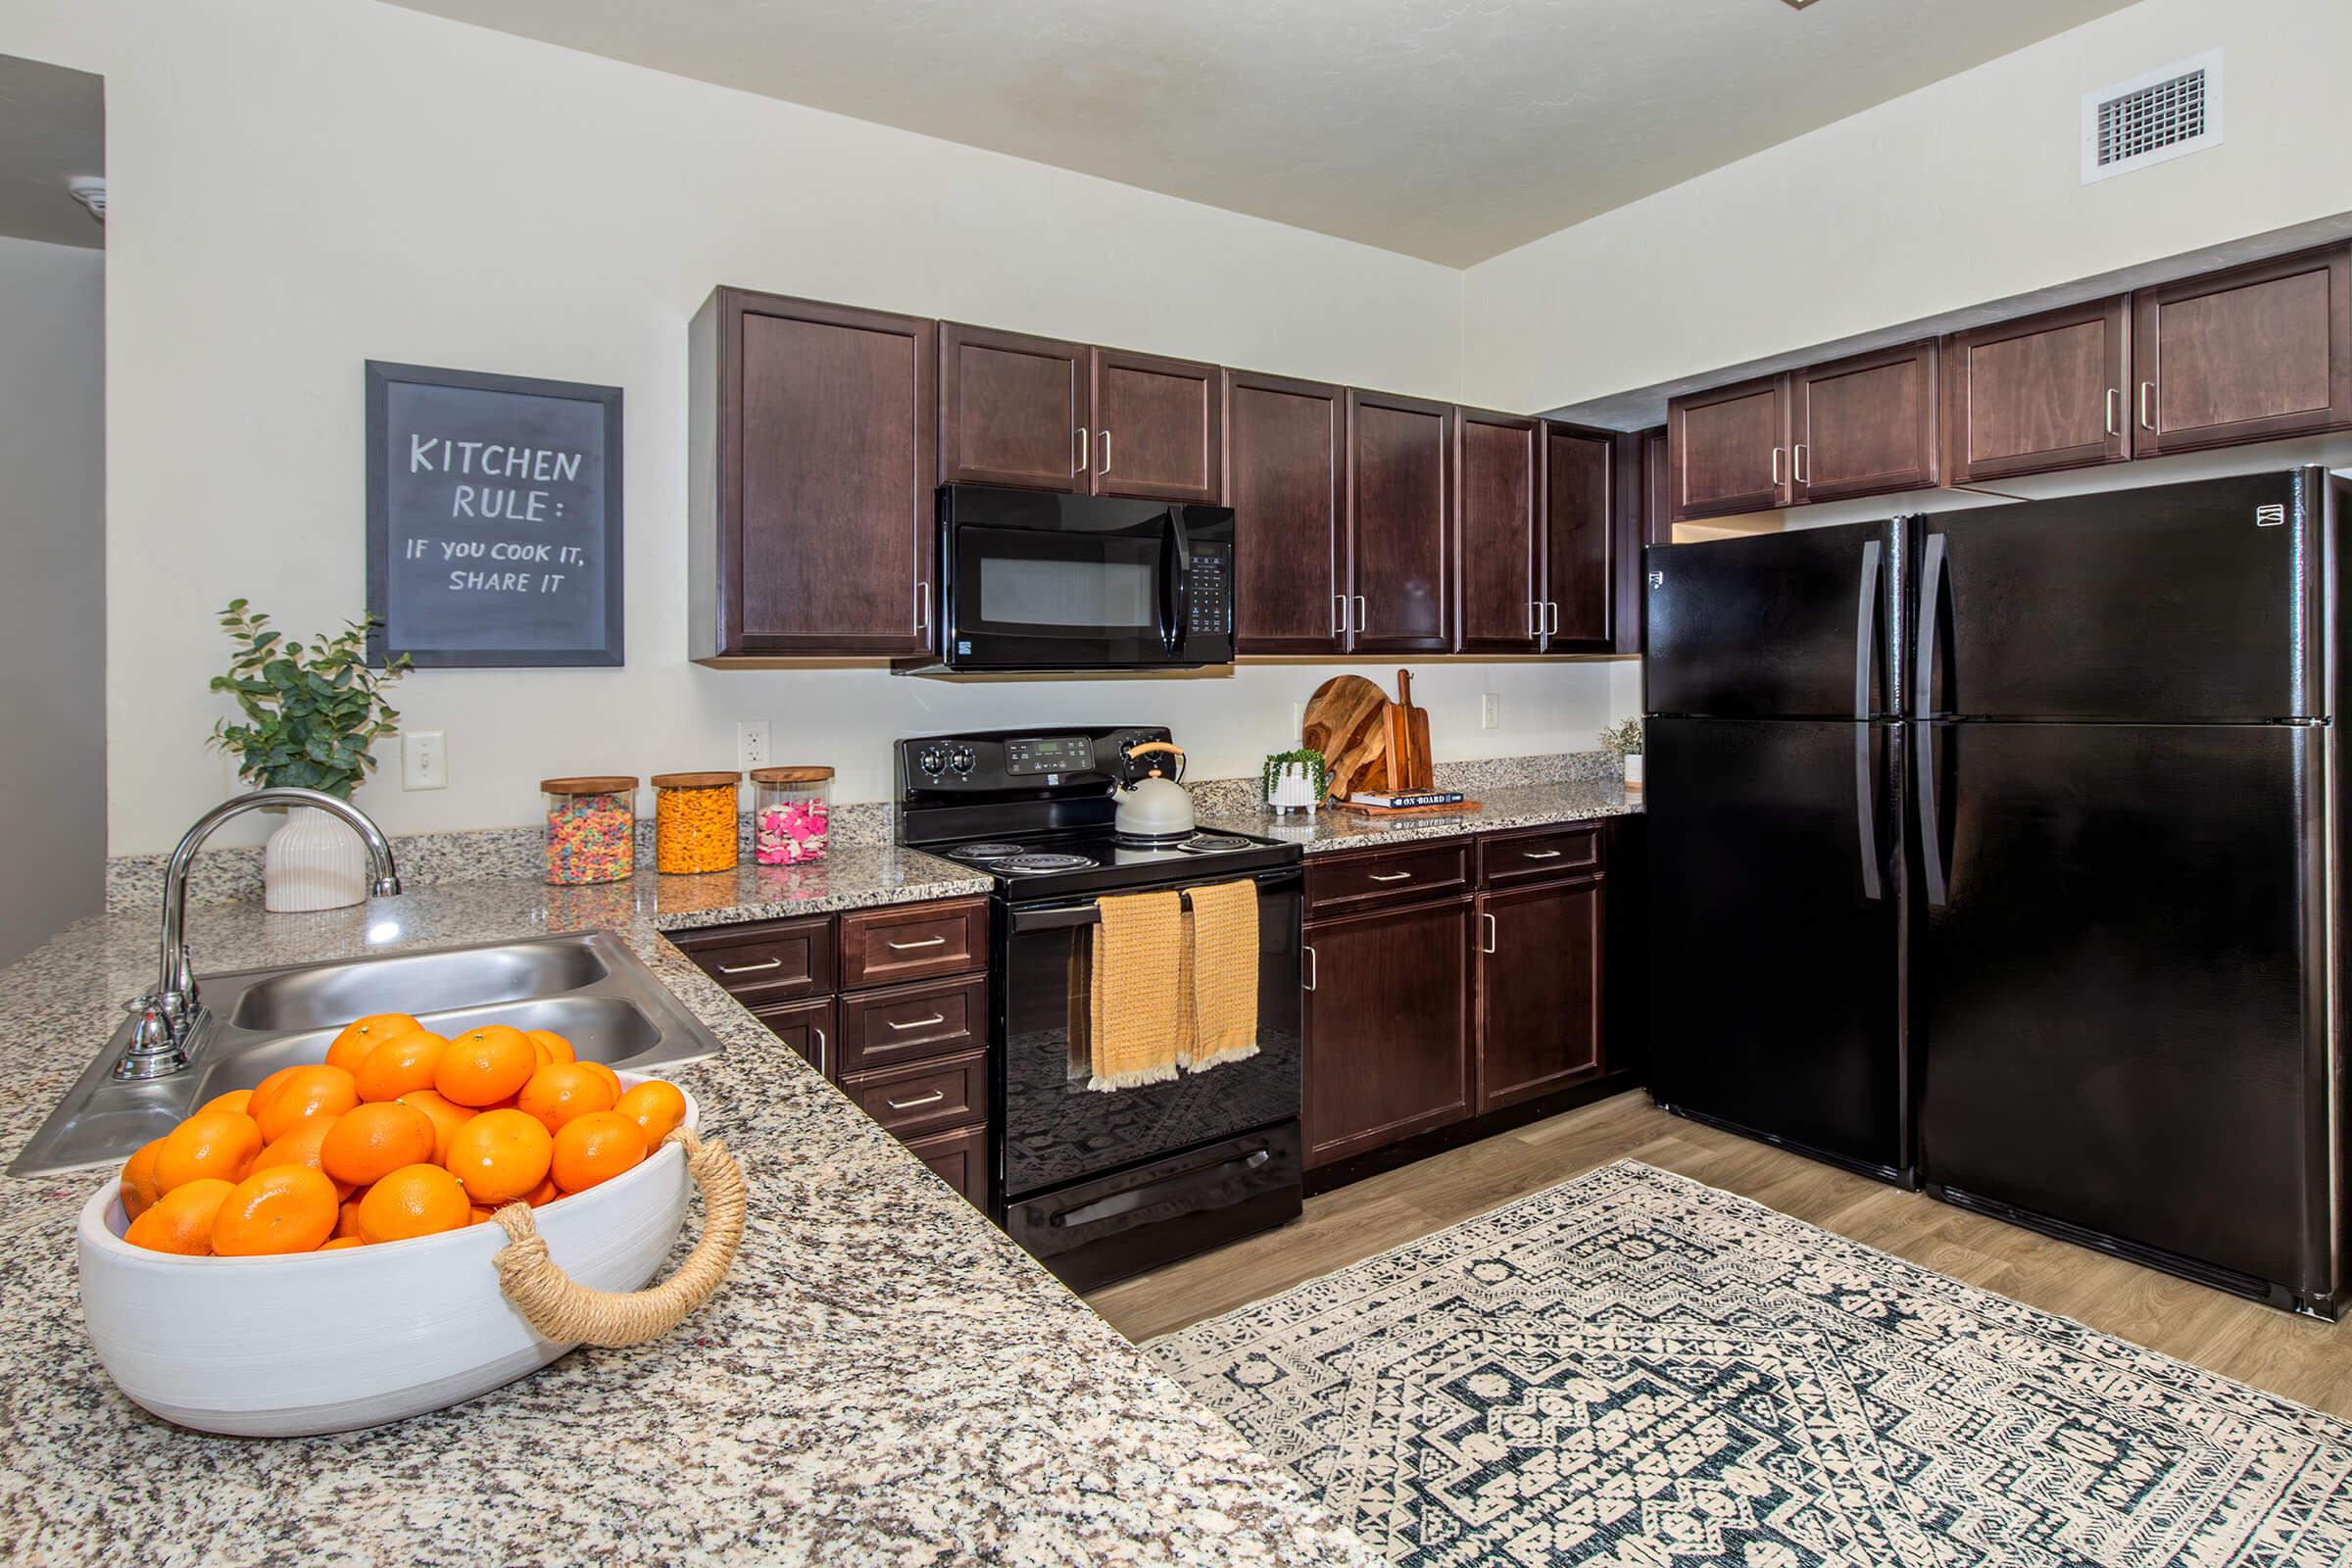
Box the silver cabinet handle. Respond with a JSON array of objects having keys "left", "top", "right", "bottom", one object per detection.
[
  {"left": 1353, "top": 594, "right": 1367, "bottom": 632},
  {"left": 1099, "top": 429, "right": 1111, "bottom": 476},
  {"left": 1771, "top": 446, "right": 1787, "bottom": 485},
  {"left": 1368, "top": 870, "right": 1413, "bottom": 883},
  {"left": 1792, "top": 443, "right": 1809, "bottom": 485},
  {"left": 1528, "top": 600, "right": 1540, "bottom": 637},
  {"left": 2139, "top": 381, "right": 2157, "bottom": 430},
  {"left": 1333, "top": 595, "right": 1348, "bottom": 636},
  {"left": 716, "top": 956, "right": 783, "bottom": 975},
  {"left": 885, "top": 1012, "right": 947, "bottom": 1032},
  {"left": 1302, "top": 945, "right": 1317, "bottom": 991},
  {"left": 885, "top": 1090, "right": 946, "bottom": 1112},
  {"left": 1546, "top": 601, "right": 1560, "bottom": 636},
  {"left": 1522, "top": 849, "right": 1563, "bottom": 860},
  {"left": 1481, "top": 912, "right": 1497, "bottom": 955},
  {"left": 886, "top": 935, "right": 949, "bottom": 951},
  {"left": 915, "top": 579, "right": 932, "bottom": 635},
  {"left": 1074, "top": 425, "right": 1089, "bottom": 473},
  {"left": 812, "top": 1025, "right": 827, "bottom": 1077},
  {"left": 2104, "top": 387, "right": 2122, "bottom": 437}
]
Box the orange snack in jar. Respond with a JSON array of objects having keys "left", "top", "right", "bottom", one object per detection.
[{"left": 652, "top": 772, "right": 740, "bottom": 874}]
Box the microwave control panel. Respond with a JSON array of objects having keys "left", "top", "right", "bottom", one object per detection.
[{"left": 1187, "top": 547, "right": 1233, "bottom": 638}]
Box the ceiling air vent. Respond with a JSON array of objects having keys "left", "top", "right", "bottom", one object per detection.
[{"left": 2082, "top": 51, "right": 2223, "bottom": 183}]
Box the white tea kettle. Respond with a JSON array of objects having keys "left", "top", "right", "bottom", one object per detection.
[{"left": 1115, "top": 742, "right": 1196, "bottom": 842}]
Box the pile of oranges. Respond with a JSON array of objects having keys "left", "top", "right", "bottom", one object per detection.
[{"left": 116, "top": 1012, "right": 689, "bottom": 1258}]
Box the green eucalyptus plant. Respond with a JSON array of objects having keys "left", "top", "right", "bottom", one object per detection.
[
  {"left": 206, "top": 599, "right": 410, "bottom": 800},
  {"left": 1597, "top": 717, "right": 1644, "bottom": 758}
]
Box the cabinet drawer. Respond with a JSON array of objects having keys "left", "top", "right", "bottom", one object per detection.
[
  {"left": 672, "top": 916, "right": 834, "bottom": 1004},
  {"left": 903, "top": 1122, "right": 991, "bottom": 1209},
  {"left": 753, "top": 996, "right": 835, "bottom": 1079},
  {"left": 1478, "top": 823, "right": 1603, "bottom": 887},
  {"left": 845, "top": 1051, "right": 990, "bottom": 1140},
  {"left": 837, "top": 975, "right": 989, "bottom": 1076},
  {"left": 838, "top": 899, "right": 989, "bottom": 990},
  {"left": 1305, "top": 842, "right": 1470, "bottom": 915}
]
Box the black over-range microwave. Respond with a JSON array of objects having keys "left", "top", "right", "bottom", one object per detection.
[{"left": 906, "top": 484, "right": 1236, "bottom": 673}]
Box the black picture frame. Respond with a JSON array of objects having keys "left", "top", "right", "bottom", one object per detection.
[{"left": 366, "top": 360, "right": 624, "bottom": 667}]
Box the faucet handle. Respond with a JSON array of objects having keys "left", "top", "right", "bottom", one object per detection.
[{"left": 114, "top": 995, "right": 191, "bottom": 1081}]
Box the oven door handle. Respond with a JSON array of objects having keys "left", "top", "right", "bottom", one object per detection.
[{"left": 1009, "top": 871, "right": 1301, "bottom": 932}]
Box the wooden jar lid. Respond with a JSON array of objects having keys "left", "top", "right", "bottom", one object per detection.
[
  {"left": 541, "top": 775, "right": 638, "bottom": 795},
  {"left": 750, "top": 766, "right": 835, "bottom": 784},
  {"left": 651, "top": 770, "right": 743, "bottom": 789}
]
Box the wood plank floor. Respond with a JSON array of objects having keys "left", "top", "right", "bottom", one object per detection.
[{"left": 1086, "top": 1091, "right": 2352, "bottom": 1417}]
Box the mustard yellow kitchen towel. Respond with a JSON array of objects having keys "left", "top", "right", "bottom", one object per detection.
[
  {"left": 1180, "top": 879, "right": 1260, "bottom": 1073},
  {"left": 1086, "top": 888, "right": 1186, "bottom": 1091}
]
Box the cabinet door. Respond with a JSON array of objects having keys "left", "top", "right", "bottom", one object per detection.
[
  {"left": 1542, "top": 423, "right": 1613, "bottom": 649},
  {"left": 1792, "top": 341, "right": 1938, "bottom": 505},
  {"left": 1091, "top": 348, "right": 1223, "bottom": 502},
  {"left": 1476, "top": 877, "right": 1604, "bottom": 1112},
  {"left": 1453, "top": 409, "right": 1542, "bottom": 654},
  {"left": 1668, "top": 374, "right": 1789, "bottom": 521},
  {"left": 1347, "top": 389, "right": 1453, "bottom": 653},
  {"left": 1302, "top": 897, "right": 1472, "bottom": 1167},
  {"left": 1940, "top": 297, "right": 2130, "bottom": 484},
  {"left": 754, "top": 997, "right": 837, "bottom": 1079},
  {"left": 1227, "top": 368, "right": 1347, "bottom": 655},
  {"left": 2133, "top": 246, "right": 2352, "bottom": 456},
  {"left": 697, "top": 291, "right": 937, "bottom": 659},
  {"left": 938, "top": 322, "right": 1090, "bottom": 493}
]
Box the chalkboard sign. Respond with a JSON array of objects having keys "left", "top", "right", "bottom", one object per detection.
[{"left": 366, "top": 361, "right": 624, "bottom": 667}]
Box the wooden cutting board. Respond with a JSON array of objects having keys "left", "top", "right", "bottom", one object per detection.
[
  {"left": 1300, "top": 675, "right": 1389, "bottom": 801},
  {"left": 1384, "top": 669, "right": 1433, "bottom": 793}
]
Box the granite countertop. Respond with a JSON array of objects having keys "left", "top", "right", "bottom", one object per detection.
[
  {"left": 0, "top": 848, "right": 1372, "bottom": 1565},
  {"left": 1203, "top": 776, "right": 1643, "bottom": 854}
]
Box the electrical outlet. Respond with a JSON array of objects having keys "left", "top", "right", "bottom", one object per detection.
[
  {"left": 1481, "top": 693, "right": 1500, "bottom": 730},
  {"left": 1291, "top": 702, "right": 1306, "bottom": 741},
  {"left": 736, "top": 719, "right": 772, "bottom": 771},
  {"left": 401, "top": 730, "right": 448, "bottom": 791}
]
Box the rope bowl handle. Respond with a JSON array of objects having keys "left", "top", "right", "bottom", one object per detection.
[{"left": 489, "top": 1128, "right": 746, "bottom": 1348}]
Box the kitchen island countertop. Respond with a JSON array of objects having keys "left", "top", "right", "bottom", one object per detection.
[
  {"left": 1202, "top": 776, "right": 1642, "bottom": 854},
  {"left": 0, "top": 845, "right": 1372, "bottom": 1566}
]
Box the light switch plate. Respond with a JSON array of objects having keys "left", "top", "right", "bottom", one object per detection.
[
  {"left": 1481, "top": 693, "right": 1500, "bottom": 730},
  {"left": 401, "top": 730, "right": 448, "bottom": 791}
]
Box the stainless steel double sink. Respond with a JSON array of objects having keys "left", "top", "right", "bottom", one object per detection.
[{"left": 10, "top": 932, "right": 724, "bottom": 1178}]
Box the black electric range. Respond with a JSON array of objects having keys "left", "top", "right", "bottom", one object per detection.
[{"left": 896, "top": 726, "right": 1304, "bottom": 1291}]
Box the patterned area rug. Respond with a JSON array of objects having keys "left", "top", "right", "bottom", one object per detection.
[{"left": 1147, "top": 1160, "right": 2352, "bottom": 1567}]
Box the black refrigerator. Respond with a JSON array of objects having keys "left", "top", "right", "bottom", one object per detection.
[{"left": 1646, "top": 468, "right": 2346, "bottom": 1317}]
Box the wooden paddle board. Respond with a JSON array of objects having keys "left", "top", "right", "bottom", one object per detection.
[
  {"left": 1385, "top": 669, "right": 1433, "bottom": 793},
  {"left": 1300, "top": 674, "right": 1389, "bottom": 801}
]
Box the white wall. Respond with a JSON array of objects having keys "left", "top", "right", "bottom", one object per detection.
[
  {"left": 0, "top": 235, "right": 105, "bottom": 959},
  {"left": 0, "top": 0, "right": 1634, "bottom": 856},
  {"left": 1461, "top": 0, "right": 2352, "bottom": 415}
]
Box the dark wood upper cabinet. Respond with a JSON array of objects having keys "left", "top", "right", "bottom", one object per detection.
[
  {"left": 1303, "top": 893, "right": 1473, "bottom": 1168},
  {"left": 1542, "top": 423, "right": 1613, "bottom": 650},
  {"left": 1667, "top": 374, "right": 1789, "bottom": 522},
  {"left": 937, "top": 321, "right": 1090, "bottom": 493},
  {"left": 1225, "top": 368, "right": 1347, "bottom": 655},
  {"left": 2132, "top": 244, "right": 2352, "bottom": 456},
  {"left": 1475, "top": 875, "right": 1604, "bottom": 1113},
  {"left": 1091, "top": 348, "right": 1223, "bottom": 502},
  {"left": 1791, "top": 341, "right": 1938, "bottom": 505},
  {"left": 1940, "top": 296, "right": 2131, "bottom": 485},
  {"left": 1347, "top": 389, "right": 1453, "bottom": 654},
  {"left": 1452, "top": 408, "right": 1542, "bottom": 655},
  {"left": 1642, "top": 427, "right": 1669, "bottom": 547},
  {"left": 690, "top": 289, "right": 938, "bottom": 661}
]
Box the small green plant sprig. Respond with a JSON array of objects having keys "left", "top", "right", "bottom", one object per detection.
[
  {"left": 206, "top": 599, "right": 411, "bottom": 800},
  {"left": 1597, "top": 717, "right": 1644, "bottom": 758},
  {"left": 1263, "top": 747, "right": 1329, "bottom": 801}
]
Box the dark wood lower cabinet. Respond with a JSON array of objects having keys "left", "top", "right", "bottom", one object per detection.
[
  {"left": 1302, "top": 896, "right": 1473, "bottom": 1167},
  {"left": 1476, "top": 877, "right": 1603, "bottom": 1112},
  {"left": 753, "top": 997, "right": 835, "bottom": 1078}
]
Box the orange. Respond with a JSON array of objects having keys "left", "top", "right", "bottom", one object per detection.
[
  {"left": 434, "top": 1025, "right": 538, "bottom": 1107},
  {"left": 324, "top": 1012, "right": 422, "bottom": 1075},
  {"left": 467, "top": 1206, "right": 496, "bottom": 1226},
  {"left": 527, "top": 1029, "right": 576, "bottom": 1064},
  {"left": 577, "top": 1059, "right": 623, "bottom": 1102},
  {"left": 524, "top": 1176, "right": 561, "bottom": 1207},
  {"left": 443, "top": 1108, "right": 552, "bottom": 1204},
  {"left": 319, "top": 1102, "right": 436, "bottom": 1186},
  {"left": 397, "top": 1089, "right": 476, "bottom": 1165},
  {"left": 251, "top": 1064, "right": 360, "bottom": 1143},
  {"left": 200, "top": 1089, "right": 253, "bottom": 1116},
  {"left": 613, "top": 1080, "right": 688, "bottom": 1152},
  {"left": 119, "top": 1138, "right": 166, "bottom": 1221},
  {"left": 249, "top": 1115, "right": 340, "bottom": 1178},
  {"left": 123, "top": 1177, "right": 234, "bottom": 1254},
  {"left": 357, "top": 1163, "right": 470, "bottom": 1244},
  {"left": 354, "top": 1029, "right": 447, "bottom": 1102},
  {"left": 550, "top": 1110, "right": 645, "bottom": 1195},
  {"left": 319, "top": 1236, "right": 367, "bottom": 1250},
  {"left": 213, "top": 1165, "right": 339, "bottom": 1255},
  {"left": 335, "top": 1193, "right": 368, "bottom": 1239},
  {"left": 515, "top": 1062, "right": 616, "bottom": 1135},
  {"left": 153, "top": 1109, "right": 264, "bottom": 1195}
]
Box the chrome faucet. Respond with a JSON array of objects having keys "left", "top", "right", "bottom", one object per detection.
[{"left": 115, "top": 787, "right": 402, "bottom": 1080}]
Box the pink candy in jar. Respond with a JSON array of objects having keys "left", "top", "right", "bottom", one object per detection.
[{"left": 750, "top": 765, "right": 833, "bottom": 865}]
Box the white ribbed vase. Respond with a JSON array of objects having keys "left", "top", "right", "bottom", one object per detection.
[{"left": 263, "top": 805, "right": 369, "bottom": 912}]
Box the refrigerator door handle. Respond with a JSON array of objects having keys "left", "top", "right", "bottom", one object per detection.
[
  {"left": 1914, "top": 533, "right": 1946, "bottom": 719},
  {"left": 1915, "top": 723, "right": 1948, "bottom": 907},
  {"left": 1853, "top": 539, "right": 1882, "bottom": 718},
  {"left": 1854, "top": 722, "right": 1883, "bottom": 903}
]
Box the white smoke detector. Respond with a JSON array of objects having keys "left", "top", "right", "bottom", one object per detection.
[{"left": 68, "top": 176, "right": 106, "bottom": 223}]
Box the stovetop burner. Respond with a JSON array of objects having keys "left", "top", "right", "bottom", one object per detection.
[
  {"left": 996, "top": 852, "right": 1101, "bottom": 874},
  {"left": 947, "top": 841, "right": 1028, "bottom": 862},
  {"left": 1177, "top": 834, "right": 1251, "bottom": 854}
]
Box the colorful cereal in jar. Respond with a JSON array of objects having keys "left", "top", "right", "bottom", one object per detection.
[
  {"left": 751, "top": 766, "right": 834, "bottom": 866},
  {"left": 651, "top": 772, "right": 741, "bottom": 874},
  {"left": 540, "top": 777, "right": 637, "bottom": 885}
]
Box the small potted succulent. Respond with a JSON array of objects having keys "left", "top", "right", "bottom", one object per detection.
[
  {"left": 1599, "top": 717, "right": 1644, "bottom": 791},
  {"left": 207, "top": 600, "right": 409, "bottom": 911}
]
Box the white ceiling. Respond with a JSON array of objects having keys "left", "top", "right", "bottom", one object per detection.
[
  {"left": 386, "top": 0, "right": 2141, "bottom": 266},
  {"left": 0, "top": 52, "right": 103, "bottom": 250}
]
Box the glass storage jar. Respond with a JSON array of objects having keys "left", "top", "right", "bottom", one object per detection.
[
  {"left": 540, "top": 776, "right": 637, "bottom": 885},
  {"left": 751, "top": 766, "right": 834, "bottom": 865},
  {"left": 651, "top": 771, "right": 741, "bottom": 874}
]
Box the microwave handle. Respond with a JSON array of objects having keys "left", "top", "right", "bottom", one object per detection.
[{"left": 1162, "top": 510, "right": 1191, "bottom": 657}]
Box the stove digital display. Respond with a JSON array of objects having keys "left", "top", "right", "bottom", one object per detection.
[{"left": 1004, "top": 736, "right": 1094, "bottom": 776}]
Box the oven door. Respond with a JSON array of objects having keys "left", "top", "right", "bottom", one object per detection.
[{"left": 999, "top": 870, "right": 1302, "bottom": 1199}]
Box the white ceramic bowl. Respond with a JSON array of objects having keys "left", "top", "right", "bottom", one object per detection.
[{"left": 77, "top": 1075, "right": 697, "bottom": 1438}]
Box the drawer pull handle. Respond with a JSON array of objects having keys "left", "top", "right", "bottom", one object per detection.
[
  {"left": 715, "top": 956, "right": 784, "bottom": 975},
  {"left": 885, "top": 1090, "right": 947, "bottom": 1112},
  {"left": 1367, "top": 871, "right": 1413, "bottom": 883},
  {"left": 885, "top": 1012, "right": 948, "bottom": 1032},
  {"left": 1521, "top": 850, "right": 1563, "bottom": 860},
  {"left": 886, "top": 935, "right": 949, "bottom": 951}
]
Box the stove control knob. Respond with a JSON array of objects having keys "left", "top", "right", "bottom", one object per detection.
[
  {"left": 916, "top": 745, "right": 949, "bottom": 778},
  {"left": 947, "top": 745, "right": 977, "bottom": 775}
]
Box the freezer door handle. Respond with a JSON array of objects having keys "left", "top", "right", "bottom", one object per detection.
[
  {"left": 1855, "top": 723, "right": 1883, "bottom": 903},
  {"left": 1914, "top": 533, "right": 1946, "bottom": 719},
  {"left": 1853, "top": 539, "right": 1882, "bottom": 719},
  {"left": 1916, "top": 723, "right": 1947, "bottom": 907}
]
